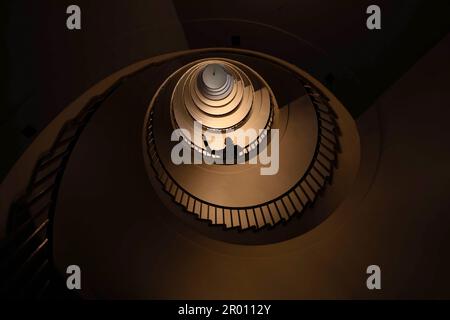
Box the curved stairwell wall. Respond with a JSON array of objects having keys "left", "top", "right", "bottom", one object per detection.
[
  {"left": 1, "top": 33, "right": 450, "bottom": 297},
  {"left": 1, "top": 2, "right": 450, "bottom": 299}
]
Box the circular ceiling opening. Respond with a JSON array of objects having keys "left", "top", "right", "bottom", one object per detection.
[{"left": 143, "top": 51, "right": 360, "bottom": 244}]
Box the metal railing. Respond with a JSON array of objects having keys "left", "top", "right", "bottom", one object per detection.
[{"left": 0, "top": 80, "right": 123, "bottom": 299}]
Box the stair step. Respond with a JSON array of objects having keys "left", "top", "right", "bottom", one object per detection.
[
  {"left": 313, "top": 161, "right": 330, "bottom": 178},
  {"left": 224, "top": 209, "right": 232, "bottom": 228},
  {"left": 316, "top": 102, "right": 330, "bottom": 113},
  {"left": 300, "top": 181, "right": 316, "bottom": 202},
  {"left": 275, "top": 200, "right": 289, "bottom": 220},
  {"left": 0, "top": 202, "right": 51, "bottom": 255},
  {"left": 2, "top": 220, "right": 49, "bottom": 271},
  {"left": 187, "top": 197, "right": 195, "bottom": 212},
  {"left": 320, "top": 120, "right": 335, "bottom": 133},
  {"left": 174, "top": 189, "right": 183, "bottom": 203},
  {"left": 208, "top": 206, "right": 216, "bottom": 224},
  {"left": 306, "top": 176, "right": 321, "bottom": 193},
  {"left": 216, "top": 208, "right": 224, "bottom": 225},
  {"left": 53, "top": 135, "right": 76, "bottom": 150},
  {"left": 294, "top": 186, "right": 309, "bottom": 206},
  {"left": 239, "top": 210, "right": 248, "bottom": 229},
  {"left": 27, "top": 184, "right": 54, "bottom": 207},
  {"left": 201, "top": 203, "right": 208, "bottom": 220},
  {"left": 246, "top": 209, "right": 257, "bottom": 228},
  {"left": 317, "top": 154, "right": 332, "bottom": 170},
  {"left": 320, "top": 137, "right": 336, "bottom": 153},
  {"left": 169, "top": 183, "right": 177, "bottom": 197},
  {"left": 320, "top": 128, "right": 336, "bottom": 143},
  {"left": 253, "top": 208, "right": 265, "bottom": 228},
  {"left": 181, "top": 193, "right": 189, "bottom": 207},
  {"left": 193, "top": 200, "right": 201, "bottom": 217},
  {"left": 231, "top": 210, "right": 240, "bottom": 227},
  {"left": 311, "top": 94, "right": 329, "bottom": 105},
  {"left": 310, "top": 167, "right": 326, "bottom": 186},
  {"left": 289, "top": 192, "right": 304, "bottom": 212},
  {"left": 164, "top": 178, "right": 173, "bottom": 193},
  {"left": 32, "top": 166, "right": 61, "bottom": 189},
  {"left": 261, "top": 206, "right": 273, "bottom": 225},
  {"left": 8, "top": 238, "right": 49, "bottom": 291},
  {"left": 282, "top": 196, "right": 296, "bottom": 216},
  {"left": 38, "top": 150, "right": 69, "bottom": 171},
  {"left": 268, "top": 203, "right": 281, "bottom": 224},
  {"left": 318, "top": 111, "right": 334, "bottom": 124},
  {"left": 319, "top": 145, "right": 336, "bottom": 162}
]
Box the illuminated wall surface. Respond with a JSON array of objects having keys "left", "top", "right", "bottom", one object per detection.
[{"left": 0, "top": 0, "right": 450, "bottom": 299}]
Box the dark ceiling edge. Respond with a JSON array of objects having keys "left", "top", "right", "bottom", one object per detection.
[
  {"left": 171, "top": 1, "right": 450, "bottom": 119},
  {"left": 355, "top": 1, "right": 450, "bottom": 118}
]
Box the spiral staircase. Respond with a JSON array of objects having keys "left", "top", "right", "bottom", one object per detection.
[
  {"left": 0, "top": 48, "right": 353, "bottom": 298},
  {"left": 0, "top": 81, "right": 123, "bottom": 299}
]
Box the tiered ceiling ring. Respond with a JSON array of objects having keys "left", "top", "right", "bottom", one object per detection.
[{"left": 171, "top": 59, "right": 273, "bottom": 154}]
